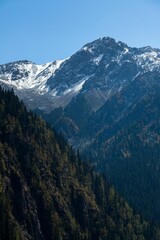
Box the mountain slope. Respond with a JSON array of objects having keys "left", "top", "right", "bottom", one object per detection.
[
  {"left": 92, "top": 89, "right": 160, "bottom": 222},
  {"left": 1, "top": 87, "right": 159, "bottom": 239},
  {"left": 1, "top": 38, "right": 160, "bottom": 142},
  {"left": 1, "top": 37, "right": 160, "bottom": 225},
  {"left": 36, "top": 41, "right": 160, "bottom": 223},
  {"left": 1, "top": 37, "right": 160, "bottom": 113},
  {"left": 0, "top": 59, "right": 65, "bottom": 110}
]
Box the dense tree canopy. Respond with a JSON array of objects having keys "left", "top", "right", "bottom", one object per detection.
[{"left": 0, "top": 87, "right": 159, "bottom": 240}]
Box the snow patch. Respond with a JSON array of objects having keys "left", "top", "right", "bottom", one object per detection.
[
  {"left": 82, "top": 46, "right": 93, "bottom": 53},
  {"left": 83, "top": 47, "right": 88, "bottom": 51},
  {"left": 50, "top": 89, "right": 58, "bottom": 97},
  {"left": 63, "top": 76, "right": 89, "bottom": 95},
  {"left": 136, "top": 51, "right": 160, "bottom": 71},
  {"left": 124, "top": 48, "right": 129, "bottom": 54},
  {"left": 93, "top": 54, "right": 103, "bottom": 65},
  {"left": 132, "top": 72, "right": 141, "bottom": 81},
  {"left": 0, "top": 59, "right": 66, "bottom": 95}
]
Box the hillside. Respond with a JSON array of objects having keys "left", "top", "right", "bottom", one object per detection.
[
  {"left": 1, "top": 37, "right": 160, "bottom": 228},
  {"left": 1, "top": 87, "right": 159, "bottom": 239},
  {"left": 92, "top": 88, "right": 160, "bottom": 222}
]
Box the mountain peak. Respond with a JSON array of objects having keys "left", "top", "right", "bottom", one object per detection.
[
  {"left": 81, "top": 37, "right": 128, "bottom": 54},
  {"left": 3, "top": 60, "right": 35, "bottom": 66},
  {"left": 1, "top": 37, "right": 160, "bottom": 112}
]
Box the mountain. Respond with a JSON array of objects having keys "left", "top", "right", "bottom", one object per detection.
[
  {"left": 86, "top": 83, "right": 160, "bottom": 222},
  {"left": 1, "top": 37, "right": 160, "bottom": 143},
  {"left": 1, "top": 37, "right": 160, "bottom": 113},
  {"left": 1, "top": 37, "right": 160, "bottom": 223},
  {"left": 1, "top": 87, "right": 159, "bottom": 240},
  {"left": 0, "top": 59, "right": 66, "bottom": 110}
]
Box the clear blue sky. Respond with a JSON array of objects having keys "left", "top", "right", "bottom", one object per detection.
[{"left": 0, "top": 0, "right": 160, "bottom": 64}]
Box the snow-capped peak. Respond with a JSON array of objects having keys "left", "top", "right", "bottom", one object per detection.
[
  {"left": 0, "top": 59, "right": 66, "bottom": 94},
  {"left": 1, "top": 37, "right": 160, "bottom": 112},
  {"left": 135, "top": 48, "right": 160, "bottom": 72}
]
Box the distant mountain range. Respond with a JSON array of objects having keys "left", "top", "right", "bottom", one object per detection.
[{"left": 1, "top": 37, "right": 160, "bottom": 222}]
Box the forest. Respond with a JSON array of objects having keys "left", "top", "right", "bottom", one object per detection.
[{"left": 0, "top": 87, "right": 160, "bottom": 239}]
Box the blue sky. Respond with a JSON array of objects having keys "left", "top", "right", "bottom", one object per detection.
[{"left": 0, "top": 0, "right": 160, "bottom": 64}]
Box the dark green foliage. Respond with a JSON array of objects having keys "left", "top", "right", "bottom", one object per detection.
[
  {"left": 65, "top": 94, "right": 92, "bottom": 129},
  {"left": 43, "top": 75, "right": 160, "bottom": 225},
  {"left": 0, "top": 87, "right": 159, "bottom": 240},
  {"left": 90, "top": 90, "right": 160, "bottom": 223}
]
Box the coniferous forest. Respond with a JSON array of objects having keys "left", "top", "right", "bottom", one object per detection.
[{"left": 1, "top": 88, "right": 160, "bottom": 239}]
